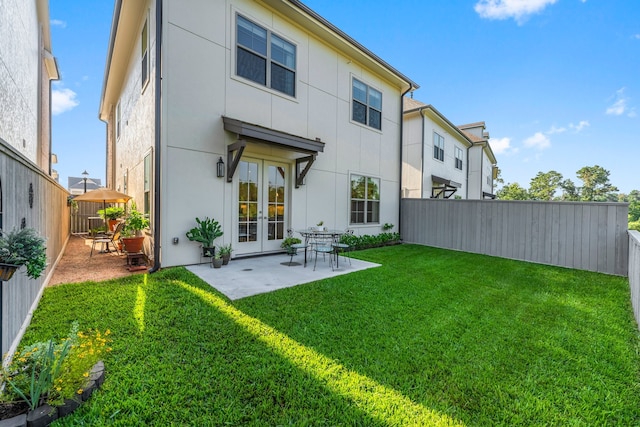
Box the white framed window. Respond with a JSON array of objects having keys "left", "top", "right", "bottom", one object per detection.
[
  {"left": 141, "top": 16, "right": 149, "bottom": 89},
  {"left": 352, "top": 78, "right": 382, "bottom": 130},
  {"left": 350, "top": 174, "right": 380, "bottom": 224},
  {"left": 455, "top": 146, "right": 463, "bottom": 170},
  {"left": 236, "top": 14, "right": 296, "bottom": 97},
  {"left": 433, "top": 132, "right": 444, "bottom": 161}
]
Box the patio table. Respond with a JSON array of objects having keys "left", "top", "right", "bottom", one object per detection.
[{"left": 296, "top": 229, "right": 345, "bottom": 268}]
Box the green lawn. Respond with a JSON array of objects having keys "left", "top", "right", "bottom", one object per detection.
[{"left": 20, "top": 244, "right": 640, "bottom": 426}]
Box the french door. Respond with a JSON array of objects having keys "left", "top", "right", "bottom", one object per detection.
[{"left": 235, "top": 158, "right": 288, "bottom": 255}]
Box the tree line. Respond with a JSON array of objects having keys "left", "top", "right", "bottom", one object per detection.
[{"left": 495, "top": 165, "right": 640, "bottom": 230}]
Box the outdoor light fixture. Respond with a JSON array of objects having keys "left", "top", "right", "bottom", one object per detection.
[
  {"left": 216, "top": 157, "right": 225, "bottom": 178},
  {"left": 82, "top": 170, "right": 89, "bottom": 193}
]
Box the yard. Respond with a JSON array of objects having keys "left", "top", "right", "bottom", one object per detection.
[{"left": 19, "top": 244, "right": 640, "bottom": 425}]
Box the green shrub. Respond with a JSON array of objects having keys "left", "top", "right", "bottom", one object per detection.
[
  {"left": 629, "top": 221, "right": 640, "bottom": 231},
  {"left": 339, "top": 231, "right": 400, "bottom": 250}
]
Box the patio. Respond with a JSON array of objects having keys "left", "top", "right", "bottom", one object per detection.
[{"left": 50, "top": 235, "right": 380, "bottom": 299}]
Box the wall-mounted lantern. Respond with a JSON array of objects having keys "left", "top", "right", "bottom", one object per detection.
[{"left": 216, "top": 157, "right": 225, "bottom": 178}]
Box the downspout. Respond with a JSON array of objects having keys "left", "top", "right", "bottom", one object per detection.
[
  {"left": 149, "top": 0, "right": 162, "bottom": 273},
  {"left": 465, "top": 144, "right": 471, "bottom": 199}
]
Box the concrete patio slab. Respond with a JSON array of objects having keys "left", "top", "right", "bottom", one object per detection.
[{"left": 186, "top": 253, "right": 380, "bottom": 300}]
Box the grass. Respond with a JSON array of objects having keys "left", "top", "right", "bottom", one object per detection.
[{"left": 16, "top": 244, "right": 640, "bottom": 426}]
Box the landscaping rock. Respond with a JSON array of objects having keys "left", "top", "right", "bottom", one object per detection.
[
  {"left": 26, "top": 405, "right": 57, "bottom": 427},
  {"left": 81, "top": 381, "right": 97, "bottom": 402},
  {"left": 56, "top": 399, "right": 80, "bottom": 418},
  {"left": 0, "top": 414, "right": 27, "bottom": 427},
  {"left": 89, "top": 360, "right": 105, "bottom": 387}
]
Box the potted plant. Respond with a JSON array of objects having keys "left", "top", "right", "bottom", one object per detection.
[
  {"left": 0, "top": 228, "right": 47, "bottom": 280},
  {"left": 97, "top": 206, "right": 125, "bottom": 231},
  {"left": 315, "top": 220, "right": 326, "bottom": 231},
  {"left": 281, "top": 237, "right": 302, "bottom": 255},
  {"left": 218, "top": 244, "right": 233, "bottom": 265},
  {"left": 186, "top": 217, "right": 223, "bottom": 257},
  {"left": 211, "top": 253, "right": 223, "bottom": 269},
  {"left": 121, "top": 205, "right": 149, "bottom": 253}
]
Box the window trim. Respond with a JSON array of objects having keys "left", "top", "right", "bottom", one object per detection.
[
  {"left": 234, "top": 13, "right": 297, "bottom": 98},
  {"left": 433, "top": 132, "right": 444, "bottom": 162},
  {"left": 351, "top": 77, "right": 383, "bottom": 131},
  {"left": 144, "top": 152, "right": 152, "bottom": 218},
  {"left": 454, "top": 146, "right": 463, "bottom": 170},
  {"left": 115, "top": 102, "right": 121, "bottom": 140},
  {"left": 349, "top": 173, "right": 381, "bottom": 225}
]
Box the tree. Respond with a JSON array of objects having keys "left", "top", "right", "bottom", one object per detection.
[
  {"left": 529, "top": 171, "right": 563, "bottom": 201},
  {"left": 576, "top": 165, "right": 618, "bottom": 201},
  {"left": 496, "top": 182, "right": 529, "bottom": 200},
  {"left": 627, "top": 190, "right": 640, "bottom": 222},
  {"left": 559, "top": 179, "right": 580, "bottom": 201}
]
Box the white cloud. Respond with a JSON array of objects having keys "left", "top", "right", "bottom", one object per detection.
[
  {"left": 569, "top": 120, "right": 590, "bottom": 132},
  {"left": 634, "top": 34, "right": 640, "bottom": 40},
  {"left": 547, "top": 125, "right": 566, "bottom": 134},
  {"left": 489, "top": 137, "right": 513, "bottom": 154},
  {"left": 523, "top": 132, "right": 551, "bottom": 150},
  {"left": 50, "top": 19, "right": 66, "bottom": 28},
  {"left": 606, "top": 88, "right": 632, "bottom": 116},
  {"left": 52, "top": 88, "right": 79, "bottom": 115},
  {"left": 474, "top": 0, "right": 558, "bottom": 24}
]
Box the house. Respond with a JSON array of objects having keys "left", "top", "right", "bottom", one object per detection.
[
  {"left": 402, "top": 97, "right": 497, "bottom": 199},
  {"left": 99, "top": 0, "right": 418, "bottom": 267},
  {"left": 68, "top": 176, "right": 103, "bottom": 195},
  {"left": 0, "top": 0, "right": 69, "bottom": 356}
]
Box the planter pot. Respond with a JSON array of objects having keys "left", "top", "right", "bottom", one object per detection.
[
  {"left": 211, "top": 258, "right": 223, "bottom": 268},
  {"left": 108, "top": 219, "right": 119, "bottom": 232},
  {"left": 122, "top": 236, "right": 144, "bottom": 253},
  {"left": 222, "top": 254, "right": 230, "bottom": 265},
  {"left": 0, "top": 263, "right": 19, "bottom": 281},
  {"left": 202, "top": 246, "right": 216, "bottom": 257}
]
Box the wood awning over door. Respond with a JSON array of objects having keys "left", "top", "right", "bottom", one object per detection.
[{"left": 222, "top": 116, "right": 325, "bottom": 188}]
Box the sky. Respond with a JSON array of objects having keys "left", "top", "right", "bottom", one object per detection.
[{"left": 49, "top": 0, "right": 639, "bottom": 194}]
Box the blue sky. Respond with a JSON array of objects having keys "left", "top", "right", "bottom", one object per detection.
[{"left": 49, "top": 0, "right": 639, "bottom": 193}]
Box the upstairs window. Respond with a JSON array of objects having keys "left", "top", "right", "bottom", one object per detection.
[
  {"left": 141, "top": 18, "right": 149, "bottom": 89},
  {"left": 352, "top": 78, "right": 382, "bottom": 130},
  {"left": 236, "top": 15, "right": 296, "bottom": 97},
  {"left": 455, "top": 146, "right": 463, "bottom": 170},
  {"left": 433, "top": 132, "right": 444, "bottom": 161}
]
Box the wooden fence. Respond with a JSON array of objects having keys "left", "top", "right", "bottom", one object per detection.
[
  {"left": 401, "top": 198, "right": 629, "bottom": 276},
  {"left": 0, "top": 141, "right": 70, "bottom": 356},
  {"left": 70, "top": 201, "right": 111, "bottom": 234}
]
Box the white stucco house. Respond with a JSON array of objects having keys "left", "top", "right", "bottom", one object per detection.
[
  {"left": 402, "top": 97, "right": 497, "bottom": 200},
  {"left": 99, "top": 0, "right": 418, "bottom": 267}
]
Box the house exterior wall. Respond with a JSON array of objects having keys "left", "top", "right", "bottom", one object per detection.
[
  {"left": 0, "top": 0, "right": 40, "bottom": 162},
  {"left": 104, "top": 0, "right": 412, "bottom": 266},
  {"left": 468, "top": 144, "right": 495, "bottom": 198},
  {"left": 402, "top": 107, "right": 470, "bottom": 200}
]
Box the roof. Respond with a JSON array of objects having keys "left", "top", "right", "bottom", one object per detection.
[{"left": 403, "top": 97, "right": 473, "bottom": 147}]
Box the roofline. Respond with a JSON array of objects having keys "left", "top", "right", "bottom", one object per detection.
[
  {"left": 99, "top": 0, "right": 122, "bottom": 121},
  {"left": 405, "top": 103, "right": 474, "bottom": 147}
]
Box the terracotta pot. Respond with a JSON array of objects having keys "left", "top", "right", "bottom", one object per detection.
[
  {"left": 122, "top": 236, "right": 144, "bottom": 253},
  {"left": 0, "top": 263, "right": 19, "bottom": 281},
  {"left": 108, "top": 219, "right": 119, "bottom": 232}
]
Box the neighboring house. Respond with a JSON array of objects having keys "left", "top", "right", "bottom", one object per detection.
[
  {"left": 402, "top": 97, "right": 497, "bottom": 199},
  {"left": 68, "top": 176, "right": 102, "bottom": 195},
  {"left": 0, "top": 0, "right": 69, "bottom": 356},
  {"left": 99, "top": 0, "right": 418, "bottom": 267},
  {"left": 458, "top": 122, "right": 498, "bottom": 199}
]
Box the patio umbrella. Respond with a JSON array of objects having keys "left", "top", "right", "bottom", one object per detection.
[{"left": 73, "top": 188, "right": 132, "bottom": 228}]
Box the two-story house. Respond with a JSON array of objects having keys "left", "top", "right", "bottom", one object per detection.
[
  {"left": 402, "top": 97, "right": 497, "bottom": 200},
  {"left": 99, "top": 0, "right": 418, "bottom": 267}
]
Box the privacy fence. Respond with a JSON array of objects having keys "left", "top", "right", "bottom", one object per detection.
[
  {"left": 0, "top": 141, "right": 70, "bottom": 356},
  {"left": 70, "top": 201, "right": 110, "bottom": 234},
  {"left": 401, "top": 198, "right": 629, "bottom": 276}
]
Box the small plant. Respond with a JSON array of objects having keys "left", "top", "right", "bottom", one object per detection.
[
  {"left": 0, "top": 322, "right": 112, "bottom": 409},
  {"left": 218, "top": 244, "right": 233, "bottom": 256},
  {"left": 382, "top": 223, "right": 394, "bottom": 232},
  {"left": 97, "top": 206, "right": 125, "bottom": 221},
  {"left": 122, "top": 205, "right": 149, "bottom": 237},
  {"left": 186, "top": 217, "right": 223, "bottom": 248},
  {"left": 316, "top": 221, "right": 324, "bottom": 227},
  {"left": 0, "top": 227, "right": 47, "bottom": 279},
  {"left": 281, "top": 237, "right": 302, "bottom": 249}
]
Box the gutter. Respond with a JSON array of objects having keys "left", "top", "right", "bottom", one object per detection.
[
  {"left": 149, "top": 0, "right": 163, "bottom": 273},
  {"left": 399, "top": 85, "right": 416, "bottom": 235}
]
